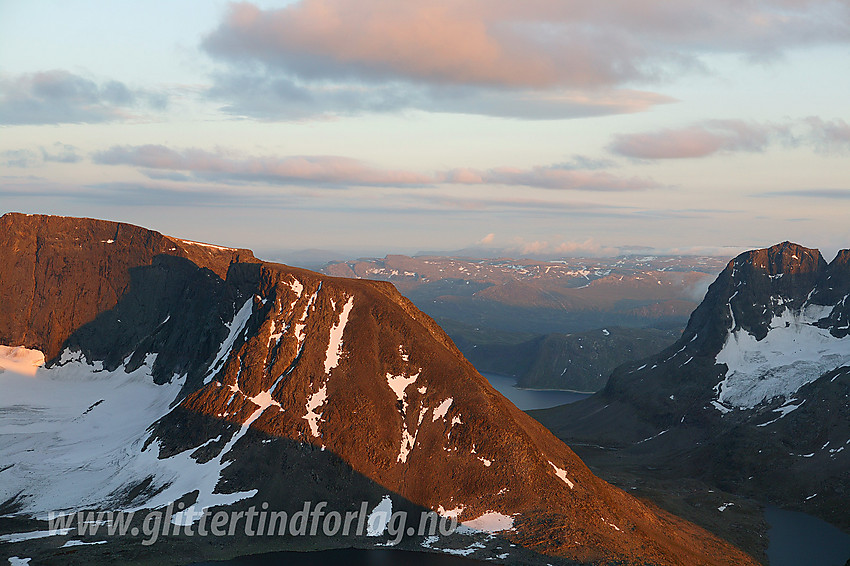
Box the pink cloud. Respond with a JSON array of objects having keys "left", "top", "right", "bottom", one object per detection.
[
  {"left": 505, "top": 237, "right": 620, "bottom": 257},
  {"left": 198, "top": 1, "right": 849, "bottom": 119},
  {"left": 94, "top": 145, "right": 432, "bottom": 187},
  {"left": 94, "top": 145, "right": 659, "bottom": 192},
  {"left": 610, "top": 117, "right": 850, "bottom": 159},
  {"left": 204, "top": 1, "right": 850, "bottom": 90}
]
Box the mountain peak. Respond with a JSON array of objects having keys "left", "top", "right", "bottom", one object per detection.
[
  {"left": 730, "top": 241, "right": 823, "bottom": 277},
  {"left": 0, "top": 213, "right": 258, "bottom": 362}
]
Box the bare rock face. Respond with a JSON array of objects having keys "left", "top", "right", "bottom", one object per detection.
[
  {"left": 0, "top": 213, "right": 758, "bottom": 566},
  {"left": 0, "top": 213, "right": 257, "bottom": 362},
  {"left": 535, "top": 242, "right": 850, "bottom": 533}
]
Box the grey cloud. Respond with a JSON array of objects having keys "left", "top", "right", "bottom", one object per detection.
[
  {"left": 207, "top": 71, "right": 673, "bottom": 121},
  {"left": 804, "top": 117, "right": 850, "bottom": 154},
  {"left": 1, "top": 143, "right": 82, "bottom": 168},
  {"left": 0, "top": 70, "right": 169, "bottom": 125},
  {"left": 41, "top": 143, "right": 82, "bottom": 163},
  {"left": 1, "top": 150, "right": 40, "bottom": 168},
  {"left": 756, "top": 189, "right": 850, "bottom": 199}
]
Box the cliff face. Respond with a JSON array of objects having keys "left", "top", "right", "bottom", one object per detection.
[
  {"left": 0, "top": 213, "right": 257, "bottom": 362},
  {"left": 535, "top": 242, "right": 850, "bottom": 533},
  {"left": 0, "top": 214, "right": 757, "bottom": 566}
]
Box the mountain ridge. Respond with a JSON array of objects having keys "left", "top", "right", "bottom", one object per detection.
[
  {"left": 0, "top": 214, "right": 758, "bottom": 565},
  {"left": 534, "top": 241, "right": 850, "bottom": 534}
]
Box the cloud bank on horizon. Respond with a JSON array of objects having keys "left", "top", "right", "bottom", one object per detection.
[{"left": 0, "top": 0, "right": 848, "bottom": 257}]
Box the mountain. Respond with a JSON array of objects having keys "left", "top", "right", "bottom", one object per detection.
[
  {"left": 0, "top": 213, "right": 757, "bottom": 565},
  {"left": 322, "top": 254, "right": 723, "bottom": 335},
  {"left": 534, "top": 242, "right": 850, "bottom": 536},
  {"left": 441, "top": 320, "right": 678, "bottom": 392}
]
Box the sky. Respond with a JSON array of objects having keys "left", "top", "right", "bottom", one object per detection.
[{"left": 1, "top": 0, "right": 849, "bottom": 261}]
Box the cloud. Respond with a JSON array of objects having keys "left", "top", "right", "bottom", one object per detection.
[
  {"left": 0, "top": 70, "right": 168, "bottom": 125},
  {"left": 200, "top": 1, "right": 849, "bottom": 119},
  {"left": 756, "top": 189, "right": 850, "bottom": 199},
  {"left": 1, "top": 150, "right": 40, "bottom": 168},
  {"left": 804, "top": 117, "right": 850, "bottom": 154},
  {"left": 93, "top": 145, "right": 432, "bottom": 188},
  {"left": 609, "top": 120, "right": 791, "bottom": 159},
  {"left": 610, "top": 117, "right": 850, "bottom": 159},
  {"left": 442, "top": 164, "right": 659, "bottom": 191},
  {"left": 207, "top": 69, "right": 673, "bottom": 121},
  {"left": 41, "top": 143, "right": 82, "bottom": 163},
  {"left": 479, "top": 233, "right": 496, "bottom": 245},
  {"left": 93, "top": 144, "right": 660, "bottom": 192},
  {"left": 504, "top": 237, "right": 620, "bottom": 257},
  {"left": 1, "top": 143, "right": 82, "bottom": 168},
  {"left": 205, "top": 1, "right": 849, "bottom": 89}
]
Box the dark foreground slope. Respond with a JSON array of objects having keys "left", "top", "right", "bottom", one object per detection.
[
  {"left": 534, "top": 243, "right": 850, "bottom": 539},
  {"left": 0, "top": 214, "right": 757, "bottom": 566}
]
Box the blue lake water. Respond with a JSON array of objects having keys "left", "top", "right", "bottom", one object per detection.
[
  {"left": 765, "top": 505, "right": 850, "bottom": 566},
  {"left": 479, "top": 372, "right": 591, "bottom": 410}
]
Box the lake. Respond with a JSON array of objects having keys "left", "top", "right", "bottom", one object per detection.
[
  {"left": 479, "top": 372, "right": 591, "bottom": 410},
  {"left": 765, "top": 505, "right": 850, "bottom": 566}
]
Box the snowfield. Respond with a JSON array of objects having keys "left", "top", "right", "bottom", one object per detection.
[
  {"left": 715, "top": 303, "right": 850, "bottom": 408},
  {"left": 0, "top": 348, "right": 255, "bottom": 519}
]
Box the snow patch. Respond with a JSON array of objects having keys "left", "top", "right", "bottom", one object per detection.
[
  {"left": 432, "top": 398, "right": 453, "bottom": 421},
  {"left": 0, "top": 529, "right": 71, "bottom": 543},
  {"left": 757, "top": 399, "right": 805, "bottom": 427},
  {"left": 178, "top": 239, "right": 234, "bottom": 251},
  {"left": 60, "top": 540, "right": 107, "bottom": 547},
  {"left": 436, "top": 505, "right": 465, "bottom": 519},
  {"left": 324, "top": 296, "right": 354, "bottom": 374},
  {"left": 0, "top": 345, "right": 45, "bottom": 377},
  {"left": 367, "top": 496, "right": 392, "bottom": 537},
  {"left": 461, "top": 512, "right": 514, "bottom": 533},
  {"left": 398, "top": 427, "right": 416, "bottom": 463},
  {"left": 288, "top": 279, "right": 304, "bottom": 298},
  {"left": 204, "top": 299, "right": 253, "bottom": 384},
  {"left": 304, "top": 385, "right": 328, "bottom": 438},
  {"left": 715, "top": 304, "right": 850, "bottom": 408},
  {"left": 387, "top": 372, "right": 419, "bottom": 403},
  {"left": 549, "top": 462, "right": 575, "bottom": 489}
]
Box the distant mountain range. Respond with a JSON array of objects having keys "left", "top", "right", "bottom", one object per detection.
[
  {"left": 0, "top": 214, "right": 755, "bottom": 566},
  {"left": 321, "top": 254, "right": 724, "bottom": 390},
  {"left": 533, "top": 242, "right": 850, "bottom": 540},
  {"left": 323, "top": 255, "right": 724, "bottom": 334}
]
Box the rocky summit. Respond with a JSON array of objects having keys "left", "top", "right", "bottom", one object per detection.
[
  {"left": 535, "top": 242, "right": 850, "bottom": 535},
  {"left": 0, "top": 214, "right": 757, "bottom": 565}
]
